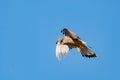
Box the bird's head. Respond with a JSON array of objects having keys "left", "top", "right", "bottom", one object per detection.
[
  {"left": 56, "top": 40, "right": 64, "bottom": 45},
  {"left": 56, "top": 36, "right": 64, "bottom": 44}
]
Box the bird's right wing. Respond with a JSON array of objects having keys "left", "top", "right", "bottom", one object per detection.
[
  {"left": 56, "top": 44, "right": 72, "bottom": 60},
  {"left": 76, "top": 39, "right": 96, "bottom": 58}
]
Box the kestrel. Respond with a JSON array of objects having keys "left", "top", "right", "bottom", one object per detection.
[{"left": 56, "top": 28, "right": 96, "bottom": 60}]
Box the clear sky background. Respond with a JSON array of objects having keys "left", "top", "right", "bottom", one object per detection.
[{"left": 0, "top": 0, "right": 120, "bottom": 80}]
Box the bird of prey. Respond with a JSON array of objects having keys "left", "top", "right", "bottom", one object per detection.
[{"left": 56, "top": 28, "right": 96, "bottom": 60}]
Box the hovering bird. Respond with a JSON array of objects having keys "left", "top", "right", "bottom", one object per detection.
[{"left": 56, "top": 28, "right": 96, "bottom": 60}]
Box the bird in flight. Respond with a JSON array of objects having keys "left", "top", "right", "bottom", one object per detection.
[{"left": 56, "top": 28, "right": 96, "bottom": 60}]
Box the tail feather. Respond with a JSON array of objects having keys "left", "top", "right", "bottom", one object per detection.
[{"left": 80, "top": 47, "right": 96, "bottom": 58}]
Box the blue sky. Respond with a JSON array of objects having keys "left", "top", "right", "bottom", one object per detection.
[{"left": 0, "top": 0, "right": 120, "bottom": 80}]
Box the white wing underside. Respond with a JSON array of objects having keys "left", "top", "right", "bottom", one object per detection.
[{"left": 56, "top": 44, "right": 70, "bottom": 60}]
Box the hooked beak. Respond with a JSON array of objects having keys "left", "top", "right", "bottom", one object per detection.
[{"left": 56, "top": 41, "right": 58, "bottom": 44}]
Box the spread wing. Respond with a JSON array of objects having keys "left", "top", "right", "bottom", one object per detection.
[
  {"left": 56, "top": 44, "right": 72, "bottom": 60},
  {"left": 80, "top": 46, "right": 96, "bottom": 58},
  {"left": 74, "top": 39, "right": 96, "bottom": 58}
]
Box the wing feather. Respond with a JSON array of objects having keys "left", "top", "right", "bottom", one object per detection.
[{"left": 77, "top": 39, "right": 96, "bottom": 58}]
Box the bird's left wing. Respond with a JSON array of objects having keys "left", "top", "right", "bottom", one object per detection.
[{"left": 56, "top": 44, "right": 72, "bottom": 60}]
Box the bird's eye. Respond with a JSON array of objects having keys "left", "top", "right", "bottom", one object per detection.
[{"left": 60, "top": 40, "right": 63, "bottom": 43}]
